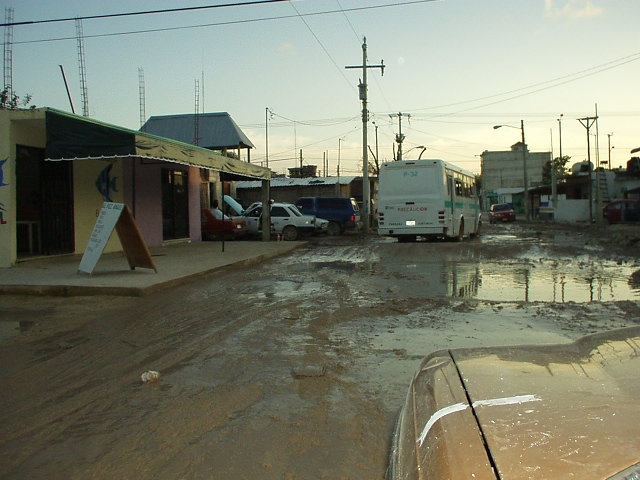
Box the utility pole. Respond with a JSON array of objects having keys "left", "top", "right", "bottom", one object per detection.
[
  {"left": 578, "top": 115, "right": 598, "bottom": 222},
  {"left": 265, "top": 107, "right": 272, "bottom": 169},
  {"left": 390, "top": 112, "right": 409, "bottom": 161},
  {"left": 337, "top": 138, "right": 342, "bottom": 196},
  {"left": 554, "top": 113, "right": 563, "bottom": 208},
  {"left": 607, "top": 133, "right": 613, "bottom": 170},
  {"left": 59, "top": 65, "right": 76, "bottom": 114},
  {"left": 345, "top": 37, "right": 384, "bottom": 232}
]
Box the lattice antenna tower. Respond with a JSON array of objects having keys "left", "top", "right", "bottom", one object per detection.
[
  {"left": 75, "top": 18, "right": 89, "bottom": 116},
  {"left": 3, "top": 7, "right": 13, "bottom": 95},
  {"left": 138, "top": 67, "right": 146, "bottom": 127},
  {"left": 193, "top": 79, "right": 200, "bottom": 145}
]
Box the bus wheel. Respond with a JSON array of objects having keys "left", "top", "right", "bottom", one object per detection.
[{"left": 469, "top": 221, "right": 481, "bottom": 239}]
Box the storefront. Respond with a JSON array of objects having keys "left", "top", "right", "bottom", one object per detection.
[{"left": 0, "top": 108, "right": 271, "bottom": 268}]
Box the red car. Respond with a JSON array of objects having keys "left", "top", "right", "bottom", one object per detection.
[
  {"left": 603, "top": 199, "right": 640, "bottom": 224},
  {"left": 201, "top": 208, "right": 247, "bottom": 240},
  {"left": 489, "top": 203, "right": 516, "bottom": 223}
]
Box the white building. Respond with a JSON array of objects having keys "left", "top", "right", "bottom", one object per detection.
[{"left": 481, "top": 142, "right": 551, "bottom": 212}]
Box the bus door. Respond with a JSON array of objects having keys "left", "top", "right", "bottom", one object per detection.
[{"left": 447, "top": 173, "right": 455, "bottom": 217}]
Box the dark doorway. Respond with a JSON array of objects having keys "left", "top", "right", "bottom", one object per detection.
[
  {"left": 161, "top": 168, "right": 189, "bottom": 240},
  {"left": 16, "top": 145, "right": 74, "bottom": 256}
]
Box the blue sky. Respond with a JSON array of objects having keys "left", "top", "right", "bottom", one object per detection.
[{"left": 5, "top": 0, "right": 639, "bottom": 175}]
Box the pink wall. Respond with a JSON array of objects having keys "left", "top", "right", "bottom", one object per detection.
[{"left": 124, "top": 159, "right": 201, "bottom": 247}]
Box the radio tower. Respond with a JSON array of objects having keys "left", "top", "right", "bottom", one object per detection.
[
  {"left": 75, "top": 18, "right": 89, "bottom": 116},
  {"left": 193, "top": 79, "right": 200, "bottom": 145},
  {"left": 3, "top": 7, "right": 13, "bottom": 95},
  {"left": 138, "top": 67, "right": 146, "bottom": 127}
]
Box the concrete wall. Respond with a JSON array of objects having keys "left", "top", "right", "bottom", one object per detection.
[
  {"left": 482, "top": 145, "right": 550, "bottom": 194},
  {"left": 123, "top": 160, "right": 202, "bottom": 247},
  {"left": 0, "top": 109, "right": 46, "bottom": 267},
  {"left": 555, "top": 199, "right": 590, "bottom": 223}
]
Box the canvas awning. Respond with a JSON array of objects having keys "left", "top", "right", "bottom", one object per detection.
[{"left": 44, "top": 108, "right": 270, "bottom": 181}]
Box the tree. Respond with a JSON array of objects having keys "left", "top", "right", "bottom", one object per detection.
[
  {"left": 0, "top": 87, "right": 35, "bottom": 110},
  {"left": 475, "top": 174, "right": 482, "bottom": 191},
  {"left": 543, "top": 155, "right": 570, "bottom": 184}
]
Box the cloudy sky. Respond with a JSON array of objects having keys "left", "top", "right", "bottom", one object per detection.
[{"left": 5, "top": 0, "right": 639, "bottom": 175}]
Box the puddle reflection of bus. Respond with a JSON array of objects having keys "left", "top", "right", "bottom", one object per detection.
[{"left": 378, "top": 159, "right": 482, "bottom": 242}]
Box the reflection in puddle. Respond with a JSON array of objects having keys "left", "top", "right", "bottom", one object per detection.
[
  {"left": 476, "top": 260, "right": 639, "bottom": 303},
  {"left": 292, "top": 248, "right": 639, "bottom": 303}
]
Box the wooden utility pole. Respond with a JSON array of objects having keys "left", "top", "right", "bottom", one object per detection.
[
  {"left": 578, "top": 115, "right": 598, "bottom": 222},
  {"left": 345, "top": 37, "right": 384, "bottom": 232}
]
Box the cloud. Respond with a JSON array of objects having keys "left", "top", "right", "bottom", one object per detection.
[{"left": 544, "top": 0, "right": 603, "bottom": 19}]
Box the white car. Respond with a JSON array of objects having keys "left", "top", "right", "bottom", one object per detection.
[{"left": 241, "top": 202, "right": 323, "bottom": 240}]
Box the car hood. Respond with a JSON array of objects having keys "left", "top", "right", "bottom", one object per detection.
[
  {"left": 397, "top": 327, "right": 640, "bottom": 480},
  {"left": 223, "top": 195, "right": 245, "bottom": 216}
]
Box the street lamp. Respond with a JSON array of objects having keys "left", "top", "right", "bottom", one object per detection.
[
  {"left": 404, "top": 145, "right": 426, "bottom": 159},
  {"left": 493, "top": 120, "right": 529, "bottom": 221}
]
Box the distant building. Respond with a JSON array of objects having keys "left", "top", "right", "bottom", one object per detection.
[
  {"left": 140, "top": 112, "right": 261, "bottom": 210},
  {"left": 235, "top": 176, "right": 361, "bottom": 206},
  {"left": 288, "top": 165, "right": 318, "bottom": 178},
  {"left": 481, "top": 142, "right": 550, "bottom": 211},
  {"left": 141, "top": 112, "right": 255, "bottom": 160}
]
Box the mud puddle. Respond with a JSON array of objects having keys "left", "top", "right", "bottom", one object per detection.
[{"left": 278, "top": 243, "right": 640, "bottom": 304}]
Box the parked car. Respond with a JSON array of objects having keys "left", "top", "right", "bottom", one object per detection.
[
  {"left": 489, "top": 202, "right": 516, "bottom": 223},
  {"left": 603, "top": 199, "right": 640, "bottom": 224},
  {"left": 241, "top": 202, "right": 322, "bottom": 240},
  {"left": 387, "top": 326, "right": 640, "bottom": 480},
  {"left": 201, "top": 208, "right": 247, "bottom": 240},
  {"left": 295, "top": 197, "right": 362, "bottom": 236}
]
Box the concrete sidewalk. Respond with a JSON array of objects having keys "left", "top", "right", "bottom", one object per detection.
[{"left": 0, "top": 240, "right": 305, "bottom": 297}]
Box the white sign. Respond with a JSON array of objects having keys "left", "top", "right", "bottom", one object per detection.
[{"left": 78, "top": 202, "right": 124, "bottom": 274}]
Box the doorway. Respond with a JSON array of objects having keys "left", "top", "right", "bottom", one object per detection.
[
  {"left": 161, "top": 168, "right": 189, "bottom": 240},
  {"left": 16, "top": 145, "right": 75, "bottom": 256}
]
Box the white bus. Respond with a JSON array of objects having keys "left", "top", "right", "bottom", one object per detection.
[{"left": 377, "top": 159, "right": 481, "bottom": 242}]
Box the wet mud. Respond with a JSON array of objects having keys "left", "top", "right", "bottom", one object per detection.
[{"left": 0, "top": 222, "right": 639, "bottom": 479}]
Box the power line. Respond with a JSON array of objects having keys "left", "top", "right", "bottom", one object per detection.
[
  {"left": 288, "top": 1, "right": 354, "bottom": 91},
  {"left": 1, "top": 1, "right": 289, "bottom": 27},
  {"left": 406, "top": 51, "right": 640, "bottom": 116},
  {"left": 10, "top": 1, "right": 439, "bottom": 44}
]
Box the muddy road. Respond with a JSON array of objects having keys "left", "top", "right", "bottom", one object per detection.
[{"left": 1, "top": 222, "right": 639, "bottom": 479}]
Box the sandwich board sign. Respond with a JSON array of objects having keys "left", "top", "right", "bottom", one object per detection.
[{"left": 78, "top": 202, "right": 157, "bottom": 275}]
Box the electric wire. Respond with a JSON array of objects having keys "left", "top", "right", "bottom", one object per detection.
[
  {"left": 9, "top": 1, "right": 440, "bottom": 44},
  {"left": 288, "top": 1, "right": 355, "bottom": 92},
  {"left": 1, "top": 1, "right": 289, "bottom": 27}
]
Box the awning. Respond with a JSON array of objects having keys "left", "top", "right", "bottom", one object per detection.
[{"left": 45, "top": 108, "right": 270, "bottom": 181}]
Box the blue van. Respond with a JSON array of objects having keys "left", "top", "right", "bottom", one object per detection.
[{"left": 295, "top": 197, "right": 361, "bottom": 236}]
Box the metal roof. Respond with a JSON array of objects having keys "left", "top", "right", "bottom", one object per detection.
[
  {"left": 236, "top": 176, "right": 358, "bottom": 190},
  {"left": 140, "top": 112, "right": 255, "bottom": 150}
]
